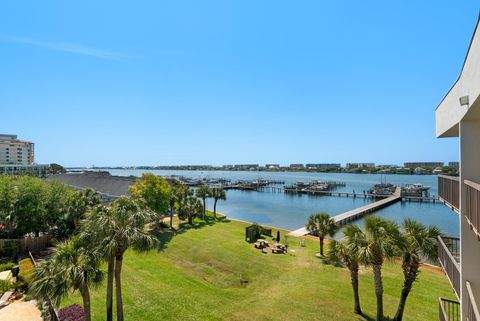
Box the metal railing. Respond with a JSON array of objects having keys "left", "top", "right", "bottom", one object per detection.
[
  {"left": 438, "top": 236, "right": 461, "bottom": 298},
  {"left": 466, "top": 281, "right": 480, "bottom": 321},
  {"left": 465, "top": 180, "right": 480, "bottom": 238},
  {"left": 438, "top": 175, "right": 460, "bottom": 211},
  {"left": 439, "top": 297, "right": 460, "bottom": 321}
]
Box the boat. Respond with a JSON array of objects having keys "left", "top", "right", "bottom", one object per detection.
[{"left": 401, "top": 183, "right": 431, "bottom": 197}]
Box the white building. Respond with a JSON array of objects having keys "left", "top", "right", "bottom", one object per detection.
[
  {"left": 0, "top": 134, "right": 35, "bottom": 165},
  {"left": 436, "top": 16, "right": 480, "bottom": 321}
]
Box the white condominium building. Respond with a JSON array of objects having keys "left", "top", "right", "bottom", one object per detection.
[
  {"left": 0, "top": 134, "right": 35, "bottom": 165},
  {"left": 436, "top": 16, "right": 480, "bottom": 321}
]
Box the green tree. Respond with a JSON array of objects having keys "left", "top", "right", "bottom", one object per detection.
[
  {"left": 393, "top": 219, "right": 441, "bottom": 321},
  {"left": 83, "top": 197, "right": 158, "bottom": 321},
  {"left": 327, "top": 225, "right": 363, "bottom": 315},
  {"left": 211, "top": 187, "right": 226, "bottom": 219},
  {"left": 30, "top": 238, "right": 103, "bottom": 321},
  {"left": 305, "top": 212, "right": 338, "bottom": 256},
  {"left": 351, "top": 216, "right": 402, "bottom": 321},
  {"left": 129, "top": 173, "right": 171, "bottom": 216},
  {"left": 195, "top": 185, "right": 212, "bottom": 220},
  {"left": 178, "top": 195, "right": 203, "bottom": 225}
]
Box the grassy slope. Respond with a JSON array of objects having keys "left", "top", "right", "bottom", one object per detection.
[{"left": 62, "top": 217, "right": 456, "bottom": 321}]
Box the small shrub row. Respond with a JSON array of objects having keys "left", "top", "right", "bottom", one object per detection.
[
  {"left": 0, "top": 262, "right": 15, "bottom": 272},
  {"left": 0, "top": 279, "right": 12, "bottom": 293}
]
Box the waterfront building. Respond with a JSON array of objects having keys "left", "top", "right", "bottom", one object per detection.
[
  {"left": 449, "top": 161, "right": 460, "bottom": 171},
  {"left": 233, "top": 164, "right": 259, "bottom": 170},
  {"left": 0, "top": 164, "right": 49, "bottom": 176},
  {"left": 305, "top": 163, "right": 341, "bottom": 169},
  {"left": 404, "top": 162, "right": 444, "bottom": 168},
  {"left": 413, "top": 167, "right": 429, "bottom": 175},
  {"left": 289, "top": 164, "right": 305, "bottom": 169},
  {"left": 346, "top": 162, "right": 375, "bottom": 168},
  {"left": 435, "top": 16, "right": 480, "bottom": 321},
  {"left": 0, "top": 134, "right": 34, "bottom": 165},
  {"left": 265, "top": 164, "right": 280, "bottom": 169}
]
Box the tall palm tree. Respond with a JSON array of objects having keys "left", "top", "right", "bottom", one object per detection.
[
  {"left": 30, "top": 238, "right": 103, "bottom": 321},
  {"left": 195, "top": 185, "right": 212, "bottom": 220},
  {"left": 211, "top": 187, "right": 226, "bottom": 219},
  {"left": 81, "top": 197, "right": 158, "bottom": 321},
  {"left": 107, "top": 197, "right": 158, "bottom": 321},
  {"left": 306, "top": 212, "right": 338, "bottom": 256},
  {"left": 327, "top": 225, "right": 363, "bottom": 315},
  {"left": 393, "top": 219, "right": 441, "bottom": 321},
  {"left": 352, "top": 216, "right": 402, "bottom": 321}
]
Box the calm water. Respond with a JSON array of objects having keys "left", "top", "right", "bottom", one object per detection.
[{"left": 105, "top": 170, "right": 459, "bottom": 237}]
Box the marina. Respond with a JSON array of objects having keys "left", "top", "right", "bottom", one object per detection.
[{"left": 102, "top": 169, "right": 459, "bottom": 237}]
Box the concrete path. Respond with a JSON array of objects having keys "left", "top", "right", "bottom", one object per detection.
[{"left": 0, "top": 301, "right": 42, "bottom": 321}]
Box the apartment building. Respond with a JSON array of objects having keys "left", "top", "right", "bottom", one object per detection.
[
  {"left": 0, "top": 134, "right": 34, "bottom": 165},
  {"left": 305, "top": 163, "right": 341, "bottom": 169},
  {"left": 404, "top": 162, "right": 444, "bottom": 168},
  {"left": 435, "top": 17, "right": 480, "bottom": 321}
]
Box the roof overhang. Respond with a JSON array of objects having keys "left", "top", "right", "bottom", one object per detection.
[{"left": 436, "top": 15, "right": 480, "bottom": 138}]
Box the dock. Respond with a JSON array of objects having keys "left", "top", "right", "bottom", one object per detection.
[
  {"left": 333, "top": 187, "right": 401, "bottom": 226},
  {"left": 288, "top": 187, "right": 402, "bottom": 237}
]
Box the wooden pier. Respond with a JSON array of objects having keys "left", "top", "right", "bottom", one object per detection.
[
  {"left": 333, "top": 187, "right": 402, "bottom": 226},
  {"left": 288, "top": 187, "right": 403, "bottom": 237}
]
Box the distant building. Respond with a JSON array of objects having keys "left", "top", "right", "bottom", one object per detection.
[
  {"left": 289, "top": 164, "right": 305, "bottom": 169},
  {"left": 0, "top": 164, "right": 49, "bottom": 177},
  {"left": 346, "top": 163, "right": 375, "bottom": 168},
  {"left": 404, "top": 162, "right": 444, "bottom": 168},
  {"left": 265, "top": 164, "right": 280, "bottom": 169},
  {"left": 305, "top": 163, "right": 341, "bottom": 169},
  {"left": 448, "top": 161, "right": 460, "bottom": 171},
  {"left": 233, "top": 164, "right": 259, "bottom": 170},
  {"left": 413, "top": 167, "right": 429, "bottom": 175},
  {"left": 0, "top": 134, "right": 35, "bottom": 165},
  {"left": 433, "top": 167, "right": 444, "bottom": 174}
]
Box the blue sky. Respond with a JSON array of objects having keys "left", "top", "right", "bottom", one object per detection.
[{"left": 0, "top": 1, "right": 477, "bottom": 167}]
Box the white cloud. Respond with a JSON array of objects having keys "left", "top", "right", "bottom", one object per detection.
[{"left": 0, "top": 33, "right": 126, "bottom": 60}]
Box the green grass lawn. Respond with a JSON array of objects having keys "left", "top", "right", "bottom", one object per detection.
[{"left": 62, "top": 215, "right": 456, "bottom": 321}]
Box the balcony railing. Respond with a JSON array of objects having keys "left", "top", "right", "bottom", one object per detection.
[
  {"left": 438, "top": 236, "right": 461, "bottom": 298},
  {"left": 465, "top": 180, "right": 480, "bottom": 238},
  {"left": 466, "top": 281, "right": 480, "bottom": 321},
  {"left": 439, "top": 298, "right": 460, "bottom": 321},
  {"left": 438, "top": 175, "right": 460, "bottom": 212}
]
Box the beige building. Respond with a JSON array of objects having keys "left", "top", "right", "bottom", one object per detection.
[
  {"left": 436, "top": 17, "right": 480, "bottom": 321},
  {"left": 0, "top": 134, "right": 34, "bottom": 165}
]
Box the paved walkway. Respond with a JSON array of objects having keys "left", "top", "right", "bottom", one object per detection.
[{"left": 0, "top": 301, "right": 42, "bottom": 321}]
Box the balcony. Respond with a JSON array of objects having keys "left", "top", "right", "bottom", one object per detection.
[
  {"left": 438, "top": 175, "right": 460, "bottom": 212},
  {"left": 466, "top": 281, "right": 480, "bottom": 321},
  {"left": 465, "top": 180, "right": 480, "bottom": 239},
  {"left": 439, "top": 298, "right": 460, "bottom": 321},
  {"left": 438, "top": 236, "right": 461, "bottom": 298}
]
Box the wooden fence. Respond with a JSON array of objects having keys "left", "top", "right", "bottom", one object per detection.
[{"left": 0, "top": 235, "right": 52, "bottom": 255}]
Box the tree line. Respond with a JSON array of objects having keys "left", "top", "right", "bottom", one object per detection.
[{"left": 29, "top": 173, "right": 227, "bottom": 321}]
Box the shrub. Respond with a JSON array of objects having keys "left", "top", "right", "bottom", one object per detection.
[
  {"left": 0, "top": 262, "right": 15, "bottom": 272},
  {"left": 18, "top": 258, "right": 34, "bottom": 286},
  {"left": 0, "top": 279, "right": 12, "bottom": 293},
  {"left": 0, "top": 240, "right": 19, "bottom": 258},
  {"left": 58, "top": 304, "right": 85, "bottom": 321}
]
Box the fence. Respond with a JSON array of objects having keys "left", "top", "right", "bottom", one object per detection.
[{"left": 0, "top": 235, "right": 52, "bottom": 256}]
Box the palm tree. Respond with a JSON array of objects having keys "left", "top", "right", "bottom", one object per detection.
[
  {"left": 179, "top": 195, "right": 203, "bottom": 225},
  {"left": 195, "top": 185, "right": 212, "bottom": 220},
  {"left": 211, "top": 187, "right": 226, "bottom": 219},
  {"left": 327, "top": 225, "right": 363, "bottom": 315},
  {"left": 393, "top": 219, "right": 441, "bottom": 321},
  {"left": 81, "top": 197, "right": 158, "bottom": 321},
  {"left": 108, "top": 197, "right": 158, "bottom": 321},
  {"left": 30, "top": 238, "right": 103, "bottom": 321},
  {"left": 305, "top": 212, "right": 338, "bottom": 256},
  {"left": 168, "top": 184, "right": 191, "bottom": 229},
  {"left": 352, "top": 216, "right": 402, "bottom": 321}
]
